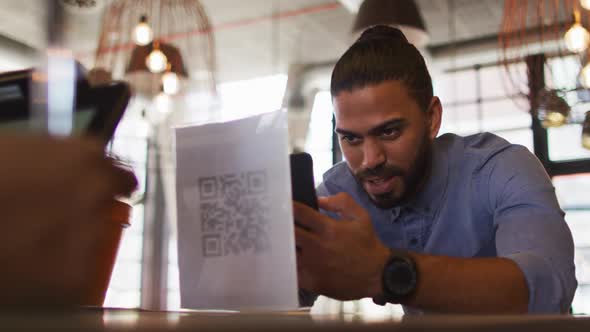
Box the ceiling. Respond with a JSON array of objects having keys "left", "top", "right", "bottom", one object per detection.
[{"left": 0, "top": 0, "right": 509, "bottom": 82}]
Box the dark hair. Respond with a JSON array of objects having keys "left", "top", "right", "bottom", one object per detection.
[{"left": 330, "top": 25, "right": 433, "bottom": 112}]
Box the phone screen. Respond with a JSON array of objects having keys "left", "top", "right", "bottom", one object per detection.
[
  {"left": 0, "top": 108, "right": 97, "bottom": 135},
  {"left": 0, "top": 80, "right": 100, "bottom": 135}
]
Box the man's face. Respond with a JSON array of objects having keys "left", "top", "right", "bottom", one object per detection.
[{"left": 333, "top": 81, "right": 441, "bottom": 208}]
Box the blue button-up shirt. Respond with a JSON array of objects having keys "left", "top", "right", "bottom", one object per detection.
[{"left": 316, "top": 133, "right": 577, "bottom": 313}]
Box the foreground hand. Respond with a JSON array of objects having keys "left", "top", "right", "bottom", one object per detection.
[
  {"left": 294, "top": 192, "right": 390, "bottom": 301},
  {"left": 0, "top": 135, "right": 137, "bottom": 304}
]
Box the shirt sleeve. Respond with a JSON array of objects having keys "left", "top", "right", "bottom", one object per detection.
[{"left": 485, "top": 145, "right": 577, "bottom": 313}]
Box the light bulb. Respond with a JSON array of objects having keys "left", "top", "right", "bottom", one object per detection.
[
  {"left": 150, "top": 92, "right": 172, "bottom": 124},
  {"left": 154, "top": 92, "right": 172, "bottom": 114},
  {"left": 542, "top": 112, "right": 567, "bottom": 128},
  {"left": 162, "top": 71, "right": 179, "bottom": 95},
  {"left": 133, "top": 22, "right": 153, "bottom": 46},
  {"left": 146, "top": 49, "right": 167, "bottom": 73},
  {"left": 581, "top": 63, "right": 590, "bottom": 88},
  {"left": 582, "top": 0, "right": 590, "bottom": 10},
  {"left": 564, "top": 22, "right": 590, "bottom": 53},
  {"left": 133, "top": 15, "right": 153, "bottom": 46},
  {"left": 537, "top": 89, "right": 570, "bottom": 128}
]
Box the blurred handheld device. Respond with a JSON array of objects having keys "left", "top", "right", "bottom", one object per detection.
[
  {"left": 290, "top": 152, "right": 319, "bottom": 211},
  {"left": 0, "top": 68, "right": 131, "bottom": 146}
]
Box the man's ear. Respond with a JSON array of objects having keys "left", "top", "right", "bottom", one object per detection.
[{"left": 426, "top": 97, "right": 442, "bottom": 140}]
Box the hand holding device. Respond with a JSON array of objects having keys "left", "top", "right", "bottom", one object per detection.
[{"left": 0, "top": 135, "right": 137, "bottom": 304}]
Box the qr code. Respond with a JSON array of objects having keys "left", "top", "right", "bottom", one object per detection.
[{"left": 199, "top": 171, "right": 271, "bottom": 257}]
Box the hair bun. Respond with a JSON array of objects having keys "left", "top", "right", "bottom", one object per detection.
[{"left": 358, "top": 25, "right": 409, "bottom": 44}]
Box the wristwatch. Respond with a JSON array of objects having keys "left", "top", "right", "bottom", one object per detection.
[{"left": 373, "top": 251, "right": 418, "bottom": 305}]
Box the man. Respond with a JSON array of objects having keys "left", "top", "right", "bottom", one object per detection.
[
  {"left": 0, "top": 135, "right": 137, "bottom": 304},
  {"left": 294, "top": 26, "right": 576, "bottom": 314}
]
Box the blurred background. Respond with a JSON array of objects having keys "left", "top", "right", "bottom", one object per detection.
[{"left": 2, "top": 0, "right": 590, "bottom": 317}]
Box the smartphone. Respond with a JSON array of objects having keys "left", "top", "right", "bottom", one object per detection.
[
  {"left": 290, "top": 152, "right": 319, "bottom": 210},
  {"left": 0, "top": 68, "right": 130, "bottom": 147}
]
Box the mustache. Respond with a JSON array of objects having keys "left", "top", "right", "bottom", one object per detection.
[{"left": 355, "top": 164, "right": 405, "bottom": 181}]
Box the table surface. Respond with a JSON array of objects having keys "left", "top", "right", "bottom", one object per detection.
[{"left": 2, "top": 308, "right": 590, "bottom": 331}]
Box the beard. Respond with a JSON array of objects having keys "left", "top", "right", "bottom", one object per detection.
[{"left": 352, "top": 134, "right": 432, "bottom": 209}]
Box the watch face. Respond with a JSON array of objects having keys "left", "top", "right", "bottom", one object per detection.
[{"left": 384, "top": 258, "right": 417, "bottom": 297}]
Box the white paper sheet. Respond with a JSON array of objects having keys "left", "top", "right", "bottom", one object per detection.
[{"left": 175, "top": 110, "right": 298, "bottom": 311}]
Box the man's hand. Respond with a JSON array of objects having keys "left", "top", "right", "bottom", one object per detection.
[
  {"left": 0, "top": 135, "right": 137, "bottom": 304},
  {"left": 294, "top": 192, "right": 390, "bottom": 301},
  {"left": 294, "top": 192, "right": 530, "bottom": 313}
]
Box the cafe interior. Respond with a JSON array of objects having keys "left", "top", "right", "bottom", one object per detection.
[{"left": 2, "top": 0, "right": 590, "bottom": 330}]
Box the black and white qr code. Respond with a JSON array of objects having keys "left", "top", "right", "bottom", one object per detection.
[{"left": 199, "top": 171, "right": 271, "bottom": 257}]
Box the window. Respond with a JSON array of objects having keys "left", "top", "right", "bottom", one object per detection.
[
  {"left": 217, "top": 74, "right": 288, "bottom": 122},
  {"left": 543, "top": 55, "right": 590, "bottom": 314},
  {"left": 554, "top": 174, "right": 590, "bottom": 314},
  {"left": 548, "top": 124, "right": 590, "bottom": 161},
  {"left": 545, "top": 56, "right": 590, "bottom": 162},
  {"left": 104, "top": 205, "right": 144, "bottom": 307},
  {"left": 104, "top": 102, "right": 149, "bottom": 308},
  {"left": 436, "top": 64, "right": 533, "bottom": 151},
  {"left": 305, "top": 91, "right": 335, "bottom": 185}
]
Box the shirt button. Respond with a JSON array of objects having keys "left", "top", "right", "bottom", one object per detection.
[{"left": 391, "top": 208, "right": 402, "bottom": 221}]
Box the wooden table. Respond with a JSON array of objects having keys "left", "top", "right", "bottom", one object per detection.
[{"left": 2, "top": 308, "right": 589, "bottom": 331}]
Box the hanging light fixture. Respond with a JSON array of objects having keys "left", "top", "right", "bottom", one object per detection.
[
  {"left": 500, "top": 1, "right": 589, "bottom": 146},
  {"left": 94, "top": 0, "right": 217, "bottom": 98},
  {"left": 133, "top": 14, "right": 153, "bottom": 46},
  {"left": 500, "top": 1, "right": 590, "bottom": 98},
  {"left": 564, "top": 10, "right": 590, "bottom": 53},
  {"left": 537, "top": 89, "right": 571, "bottom": 128},
  {"left": 162, "top": 64, "right": 179, "bottom": 95},
  {"left": 126, "top": 41, "right": 188, "bottom": 96},
  {"left": 352, "top": 0, "right": 429, "bottom": 47},
  {"left": 583, "top": 111, "right": 590, "bottom": 149}
]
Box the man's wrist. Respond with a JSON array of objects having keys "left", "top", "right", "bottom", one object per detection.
[{"left": 367, "top": 244, "right": 392, "bottom": 300}]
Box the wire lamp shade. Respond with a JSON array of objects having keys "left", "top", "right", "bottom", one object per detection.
[
  {"left": 92, "top": 0, "right": 217, "bottom": 97},
  {"left": 499, "top": 0, "right": 585, "bottom": 104},
  {"left": 499, "top": 0, "right": 590, "bottom": 147}
]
